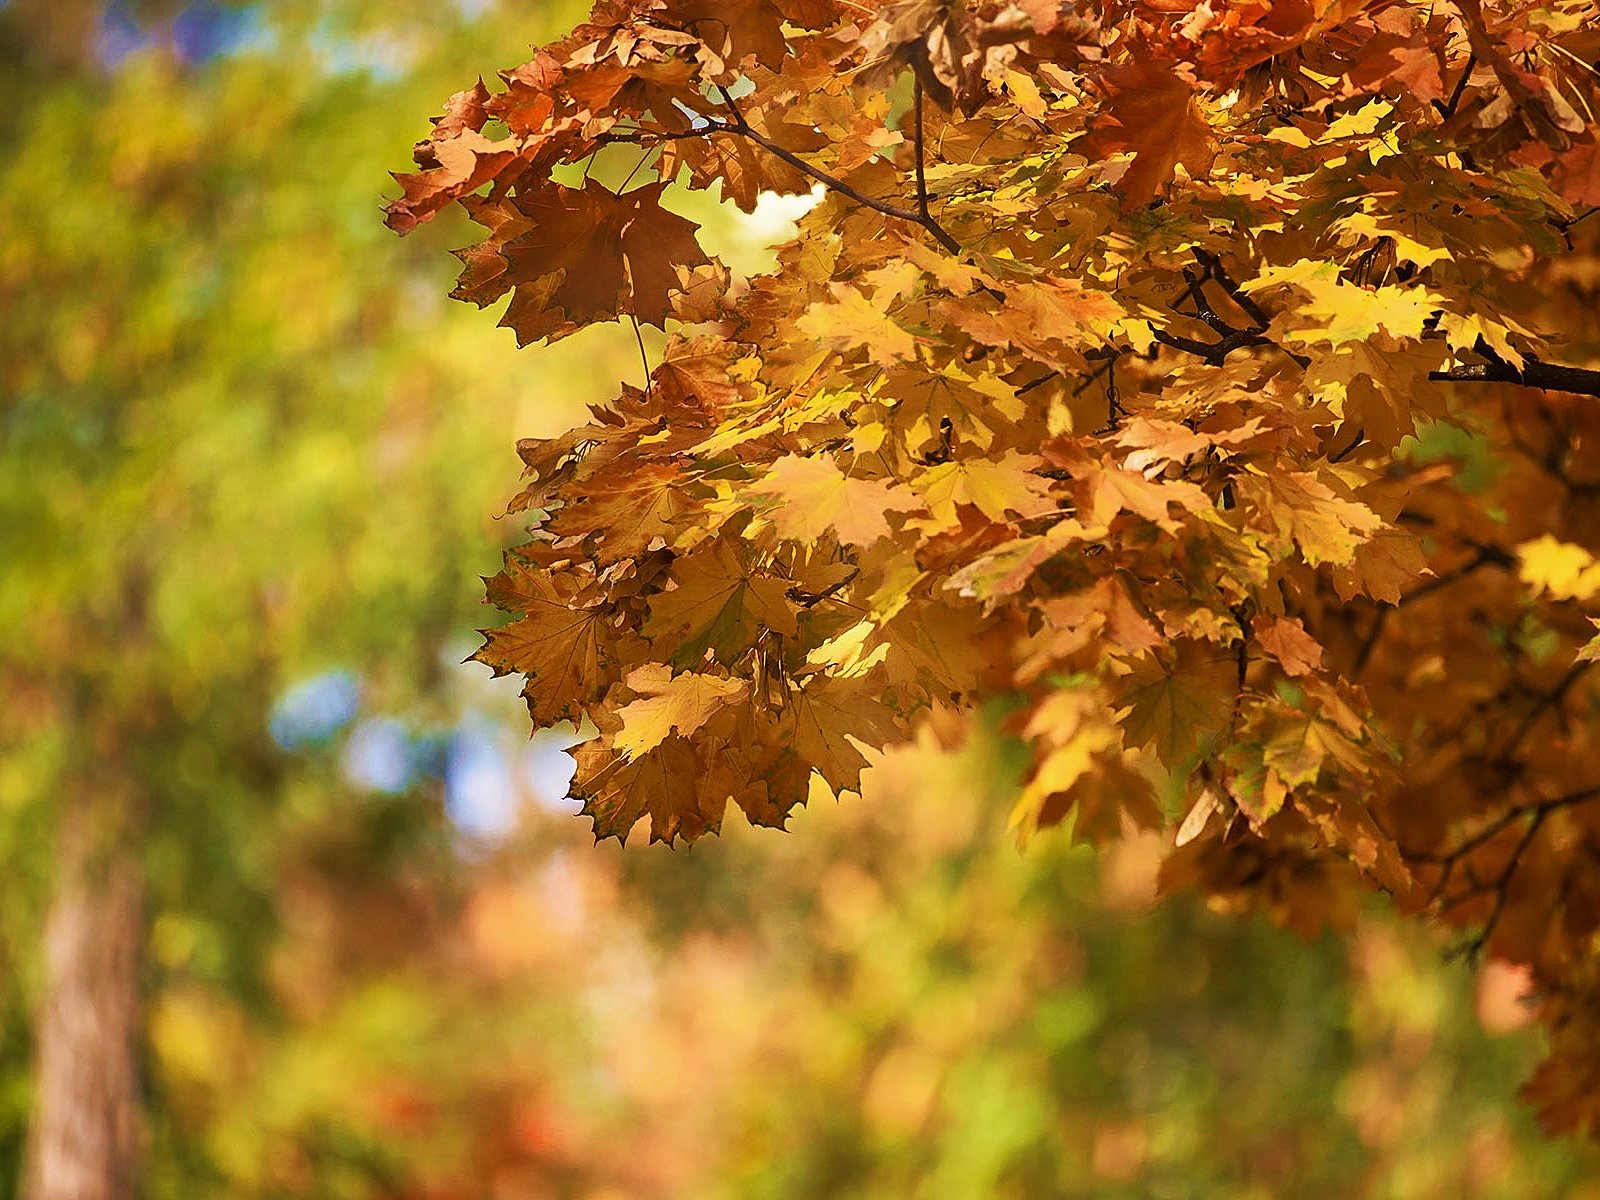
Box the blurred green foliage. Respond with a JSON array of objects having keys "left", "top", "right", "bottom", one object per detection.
[
  {"left": 0, "top": 3, "right": 1597, "bottom": 1197},
  {"left": 0, "top": 0, "right": 601, "bottom": 1190}
]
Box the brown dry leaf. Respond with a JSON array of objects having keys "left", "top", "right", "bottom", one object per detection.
[
  {"left": 475, "top": 561, "right": 623, "bottom": 726},
  {"left": 643, "top": 540, "right": 799, "bottom": 667},
  {"left": 1117, "top": 644, "right": 1236, "bottom": 768},
  {"left": 574, "top": 736, "right": 726, "bottom": 844},
  {"left": 1081, "top": 48, "right": 1217, "bottom": 204},
  {"left": 493, "top": 180, "right": 711, "bottom": 345},
  {"left": 1254, "top": 616, "right": 1325, "bottom": 677},
  {"left": 545, "top": 462, "right": 696, "bottom": 563},
  {"left": 385, "top": 132, "right": 521, "bottom": 235}
]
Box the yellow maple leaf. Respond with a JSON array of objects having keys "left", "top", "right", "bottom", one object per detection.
[
  {"left": 1577, "top": 619, "right": 1600, "bottom": 664},
  {"left": 1253, "top": 616, "right": 1325, "bottom": 677},
  {"left": 913, "top": 450, "right": 1055, "bottom": 528},
  {"left": 804, "top": 620, "right": 891, "bottom": 679},
  {"left": 1012, "top": 690, "right": 1118, "bottom": 839},
  {"left": 796, "top": 283, "right": 918, "bottom": 361},
  {"left": 643, "top": 540, "right": 798, "bottom": 667},
  {"left": 750, "top": 454, "right": 924, "bottom": 547},
  {"left": 1238, "top": 468, "right": 1383, "bottom": 566},
  {"left": 1518, "top": 535, "right": 1600, "bottom": 601},
  {"left": 613, "top": 664, "right": 749, "bottom": 759}
]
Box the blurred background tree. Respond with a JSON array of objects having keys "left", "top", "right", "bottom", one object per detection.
[
  {"left": 1, "top": 2, "right": 1598, "bottom": 1198},
  {"left": 0, "top": 1, "right": 607, "bottom": 1194}
]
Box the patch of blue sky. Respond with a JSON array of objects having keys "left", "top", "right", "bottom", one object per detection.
[
  {"left": 268, "top": 668, "right": 361, "bottom": 750},
  {"left": 171, "top": 1, "right": 270, "bottom": 64},
  {"left": 444, "top": 717, "right": 521, "bottom": 840},
  {"left": 306, "top": 20, "right": 418, "bottom": 80},
  {"left": 95, "top": 2, "right": 152, "bottom": 70},
  {"left": 341, "top": 716, "right": 417, "bottom": 794},
  {"left": 522, "top": 723, "right": 586, "bottom": 813},
  {"left": 97, "top": 2, "right": 270, "bottom": 70}
]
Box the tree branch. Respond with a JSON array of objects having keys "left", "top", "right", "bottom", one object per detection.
[
  {"left": 909, "top": 79, "right": 961, "bottom": 253},
  {"left": 605, "top": 115, "right": 1600, "bottom": 398},
  {"left": 1433, "top": 51, "right": 1477, "bottom": 120},
  {"left": 1429, "top": 357, "right": 1600, "bottom": 398},
  {"left": 1152, "top": 325, "right": 1286, "bottom": 366},
  {"left": 1190, "top": 248, "right": 1271, "bottom": 330},
  {"left": 1406, "top": 783, "right": 1600, "bottom": 963},
  {"left": 1446, "top": 804, "right": 1545, "bottom": 964},
  {"left": 600, "top": 110, "right": 942, "bottom": 240},
  {"left": 912, "top": 78, "right": 932, "bottom": 222},
  {"left": 713, "top": 83, "right": 962, "bottom": 254}
]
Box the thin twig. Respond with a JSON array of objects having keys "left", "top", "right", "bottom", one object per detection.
[
  {"left": 1017, "top": 370, "right": 1061, "bottom": 395},
  {"left": 1395, "top": 547, "right": 1508, "bottom": 608},
  {"left": 913, "top": 77, "right": 933, "bottom": 222},
  {"left": 1329, "top": 426, "right": 1365, "bottom": 463},
  {"left": 617, "top": 146, "right": 655, "bottom": 192},
  {"left": 1352, "top": 606, "right": 1389, "bottom": 676},
  {"left": 1497, "top": 661, "right": 1594, "bottom": 762},
  {"left": 601, "top": 100, "right": 1600, "bottom": 399},
  {"left": 1434, "top": 52, "right": 1477, "bottom": 119},
  {"left": 1406, "top": 784, "right": 1600, "bottom": 963},
  {"left": 713, "top": 83, "right": 962, "bottom": 254},
  {"left": 631, "top": 315, "right": 652, "bottom": 398},
  {"left": 1152, "top": 326, "right": 1287, "bottom": 366},
  {"left": 1449, "top": 806, "right": 1544, "bottom": 963},
  {"left": 1191, "top": 248, "right": 1270, "bottom": 330}
]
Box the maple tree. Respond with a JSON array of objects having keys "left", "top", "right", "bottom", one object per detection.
[{"left": 390, "top": 0, "right": 1600, "bottom": 1131}]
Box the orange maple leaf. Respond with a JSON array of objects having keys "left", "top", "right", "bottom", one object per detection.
[{"left": 1082, "top": 48, "right": 1218, "bottom": 205}]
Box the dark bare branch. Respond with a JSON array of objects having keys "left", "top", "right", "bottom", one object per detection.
[{"left": 1430, "top": 357, "right": 1600, "bottom": 399}]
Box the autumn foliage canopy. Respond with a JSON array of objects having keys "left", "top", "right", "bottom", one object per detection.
[{"left": 388, "top": 0, "right": 1600, "bottom": 1132}]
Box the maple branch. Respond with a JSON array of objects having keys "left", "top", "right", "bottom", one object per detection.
[
  {"left": 1017, "top": 370, "right": 1060, "bottom": 395},
  {"left": 1104, "top": 355, "right": 1125, "bottom": 428},
  {"left": 1151, "top": 326, "right": 1282, "bottom": 366},
  {"left": 1157, "top": 260, "right": 1308, "bottom": 368},
  {"left": 1149, "top": 270, "right": 1600, "bottom": 397},
  {"left": 787, "top": 567, "right": 860, "bottom": 608},
  {"left": 1083, "top": 355, "right": 1127, "bottom": 434},
  {"left": 1446, "top": 804, "right": 1545, "bottom": 964},
  {"left": 1408, "top": 805, "right": 1528, "bottom": 868},
  {"left": 1351, "top": 607, "right": 1388, "bottom": 676},
  {"left": 1328, "top": 426, "right": 1365, "bottom": 463},
  {"left": 1230, "top": 605, "right": 1250, "bottom": 728},
  {"left": 1190, "top": 249, "right": 1271, "bottom": 331},
  {"left": 613, "top": 114, "right": 1600, "bottom": 400},
  {"left": 1142, "top": 276, "right": 1600, "bottom": 395},
  {"left": 1429, "top": 356, "right": 1600, "bottom": 399},
  {"left": 1173, "top": 267, "right": 1233, "bottom": 338},
  {"left": 598, "top": 122, "right": 740, "bottom": 143},
  {"left": 912, "top": 78, "right": 933, "bottom": 223},
  {"left": 1397, "top": 545, "right": 1513, "bottom": 607},
  {"left": 1427, "top": 785, "right": 1600, "bottom": 963},
  {"left": 1434, "top": 52, "right": 1477, "bottom": 120},
  {"left": 1496, "top": 661, "right": 1593, "bottom": 763},
  {"left": 1404, "top": 774, "right": 1600, "bottom": 964},
  {"left": 1348, "top": 239, "right": 1388, "bottom": 288},
  {"left": 709, "top": 84, "right": 963, "bottom": 255},
  {"left": 1353, "top": 541, "right": 1514, "bottom": 674}
]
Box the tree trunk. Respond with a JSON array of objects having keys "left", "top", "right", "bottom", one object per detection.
[{"left": 23, "top": 784, "right": 144, "bottom": 1200}]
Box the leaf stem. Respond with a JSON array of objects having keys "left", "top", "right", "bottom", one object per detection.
[{"left": 631, "top": 315, "right": 652, "bottom": 398}]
